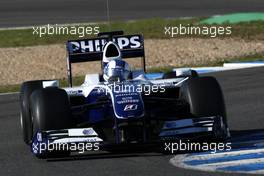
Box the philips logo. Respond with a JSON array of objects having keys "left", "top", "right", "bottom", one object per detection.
[
  {"left": 69, "top": 35, "right": 142, "bottom": 53},
  {"left": 124, "top": 104, "right": 138, "bottom": 111}
]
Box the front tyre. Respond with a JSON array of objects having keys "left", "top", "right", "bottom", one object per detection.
[
  {"left": 30, "top": 87, "right": 73, "bottom": 158},
  {"left": 20, "top": 80, "right": 45, "bottom": 144},
  {"left": 180, "top": 76, "right": 229, "bottom": 140}
]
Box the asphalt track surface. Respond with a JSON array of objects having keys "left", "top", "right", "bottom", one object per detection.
[
  {"left": 1, "top": 66, "right": 264, "bottom": 176},
  {"left": 0, "top": 0, "right": 264, "bottom": 27}
]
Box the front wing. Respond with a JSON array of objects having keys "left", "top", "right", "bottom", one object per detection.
[{"left": 31, "top": 116, "right": 228, "bottom": 156}]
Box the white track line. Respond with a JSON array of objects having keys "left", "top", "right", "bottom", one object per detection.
[
  {"left": 184, "top": 148, "right": 264, "bottom": 161},
  {"left": 178, "top": 158, "right": 264, "bottom": 171},
  {"left": 201, "top": 158, "right": 264, "bottom": 168},
  {"left": 170, "top": 154, "right": 264, "bottom": 174},
  {"left": 249, "top": 170, "right": 264, "bottom": 174}
]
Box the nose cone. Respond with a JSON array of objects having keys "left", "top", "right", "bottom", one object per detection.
[{"left": 102, "top": 42, "right": 121, "bottom": 63}]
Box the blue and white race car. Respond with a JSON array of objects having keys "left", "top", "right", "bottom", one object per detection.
[{"left": 19, "top": 31, "right": 229, "bottom": 158}]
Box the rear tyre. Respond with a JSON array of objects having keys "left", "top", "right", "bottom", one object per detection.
[
  {"left": 30, "top": 87, "right": 73, "bottom": 158},
  {"left": 20, "top": 80, "right": 44, "bottom": 144},
  {"left": 180, "top": 76, "right": 229, "bottom": 140}
]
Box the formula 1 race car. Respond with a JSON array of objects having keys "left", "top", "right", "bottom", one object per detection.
[{"left": 19, "top": 31, "right": 230, "bottom": 158}]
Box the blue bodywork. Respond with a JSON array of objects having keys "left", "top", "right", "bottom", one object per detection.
[{"left": 85, "top": 82, "right": 145, "bottom": 123}]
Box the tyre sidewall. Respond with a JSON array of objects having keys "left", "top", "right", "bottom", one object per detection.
[
  {"left": 20, "top": 81, "right": 44, "bottom": 144},
  {"left": 180, "top": 76, "right": 227, "bottom": 124}
]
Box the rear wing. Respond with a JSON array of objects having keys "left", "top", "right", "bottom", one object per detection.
[{"left": 66, "top": 32, "right": 146, "bottom": 86}]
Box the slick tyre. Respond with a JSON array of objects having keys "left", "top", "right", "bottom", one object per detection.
[
  {"left": 30, "top": 87, "right": 73, "bottom": 133},
  {"left": 30, "top": 87, "right": 73, "bottom": 158},
  {"left": 180, "top": 76, "right": 229, "bottom": 139},
  {"left": 20, "top": 80, "right": 45, "bottom": 144}
]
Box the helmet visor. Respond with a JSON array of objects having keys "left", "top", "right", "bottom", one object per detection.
[{"left": 106, "top": 68, "right": 130, "bottom": 82}]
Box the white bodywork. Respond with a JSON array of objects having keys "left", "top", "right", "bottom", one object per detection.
[
  {"left": 63, "top": 70, "right": 190, "bottom": 98},
  {"left": 42, "top": 80, "right": 59, "bottom": 88}
]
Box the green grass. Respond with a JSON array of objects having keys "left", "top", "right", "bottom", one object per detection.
[
  {"left": 0, "top": 18, "right": 264, "bottom": 47},
  {"left": 0, "top": 85, "right": 21, "bottom": 94},
  {"left": 1, "top": 54, "right": 263, "bottom": 94}
]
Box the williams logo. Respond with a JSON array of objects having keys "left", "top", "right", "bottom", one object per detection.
[{"left": 124, "top": 104, "right": 138, "bottom": 111}]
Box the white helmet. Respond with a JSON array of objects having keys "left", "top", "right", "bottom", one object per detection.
[
  {"left": 103, "top": 59, "right": 130, "bottom": 82},
  {"left": 102, "top": 41, "right": 122, "bottom": 68}
]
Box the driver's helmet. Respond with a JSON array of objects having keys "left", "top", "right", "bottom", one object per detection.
[
  {"left": 103, "top": 59, "right": 130, "bottom": 82},
  {"left": 102, "top": 41, "right": 122, "bottom": 68}
]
